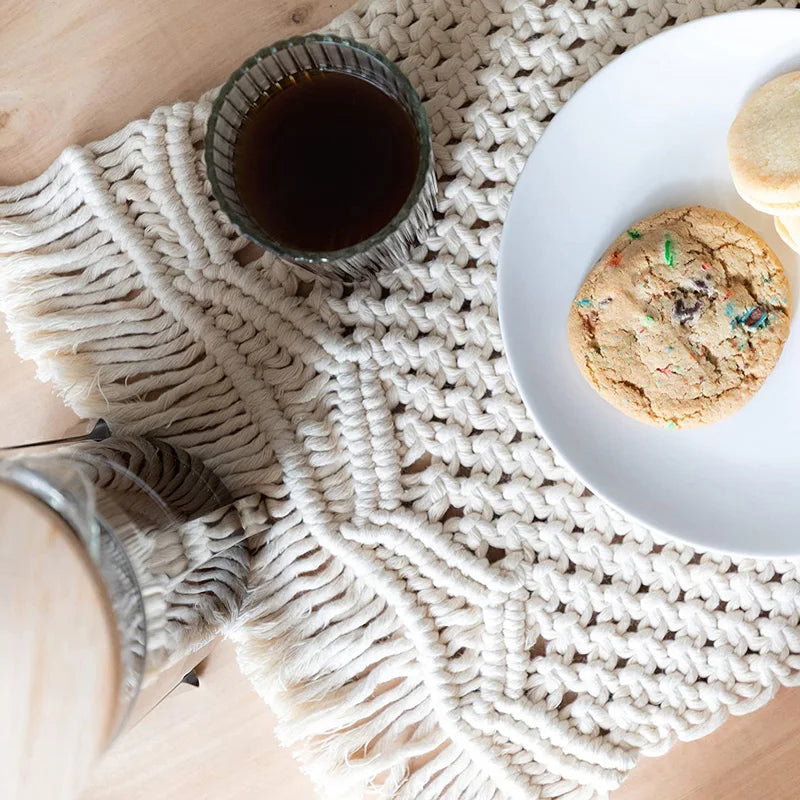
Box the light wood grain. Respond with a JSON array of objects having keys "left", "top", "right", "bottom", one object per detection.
[
  {"left": 2, "top": 1, "right": 800, "bottom": 798},
  {"left": 0, "top": 485, "right": 120, "bottom": 800},
  {"left": 82, "top": 641, "right": 315, "bottom": 800},
  {"left": 0, "top": 0, "right": 351, "bottom": 185},
  {"left": 0, "top": 330, "right": 77, "bottom": 448},
  {"left": 615, "top": 687, "right": 800, "bottom": 800}
]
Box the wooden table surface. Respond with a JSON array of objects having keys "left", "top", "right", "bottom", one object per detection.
[{"left": 3, "top": 1, "right": 800, "bottom": 798}]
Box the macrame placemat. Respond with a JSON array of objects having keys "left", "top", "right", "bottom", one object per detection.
[{"left": 3, "top": 0, "right": 800, "bottom": 797}]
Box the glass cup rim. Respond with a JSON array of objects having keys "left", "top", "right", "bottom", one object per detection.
[{"left": 205, "top": 33, "right": 432, "bottom": 265}]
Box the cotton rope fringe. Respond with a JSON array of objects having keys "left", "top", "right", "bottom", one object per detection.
[
  {"left": 3, "top": 0, "right": 800, "bottom": 797},
  {"left": 66, "top": 435, "right": 252, "bottom": 681}
]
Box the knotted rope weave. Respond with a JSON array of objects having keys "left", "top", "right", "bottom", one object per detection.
[{"left": 2, "top": 0, "right": 800, "bottom": 797}]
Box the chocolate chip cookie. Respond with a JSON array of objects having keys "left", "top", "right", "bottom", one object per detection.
[{"left": 568, "top": 206, "right": 791, "bottom": 428}]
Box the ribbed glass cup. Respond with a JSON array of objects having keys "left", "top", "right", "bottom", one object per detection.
[{"left": 205, "top": 34, "right": 437, "bottom": 281}]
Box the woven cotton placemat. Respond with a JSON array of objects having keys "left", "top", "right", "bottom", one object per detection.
[{"left": 3, "top": 0, "right": 800, "bottom": 797}]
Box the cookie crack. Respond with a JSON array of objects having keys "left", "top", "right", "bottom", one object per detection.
[
  {"left": 697, "top": 343, "right": 719, "bottom": 370},
  {"left": 616, "top": 377, "right": 656, "bottom": 415}
]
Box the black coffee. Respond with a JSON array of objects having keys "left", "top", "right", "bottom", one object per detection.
[{"left": 233, "top": 70, "right": 420, "bottom": 253}]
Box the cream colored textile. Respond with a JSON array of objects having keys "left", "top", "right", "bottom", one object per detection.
[{"left": 2, "top": 1, "right": 799, "bottom": 798}]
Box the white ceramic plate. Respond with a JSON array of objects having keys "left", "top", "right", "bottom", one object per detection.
[{"left": 498, "top": 9, "right": 800, "bottom": 557}]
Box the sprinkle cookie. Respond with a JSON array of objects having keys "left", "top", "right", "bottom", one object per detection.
[{"left": 568, "top": 206, "right": 790, "bottom": 428}]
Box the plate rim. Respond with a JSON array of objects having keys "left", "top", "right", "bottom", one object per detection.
[{"left": 497, "top": 6, "right": 800, "bottom": 558}]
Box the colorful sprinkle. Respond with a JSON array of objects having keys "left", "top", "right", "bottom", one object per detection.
[
  {"left": 627, "top": 229, "right": 642, "bottom": 240},
  {"left": 764, "top": 276, "right": 772, "bottom": 284},
  {"left": 725, "top": 302, "right": 735, "bottom": 318},
  {"left": 576, "top": 299, "right": 592, "bottom": 307},
  {"left": 724, "top": 289, "right": 733, "bottom": 299},
  {"left": 644, "top": 315, "right": 655, "bottom": 326},
  {"left": 609, "top": 251, "right": 622, "bottom": 266},
  {"left": 730, "top": 306, "right": 770, "bottom": 331},
  {"left": 701, "top": 263, "right": 710, "bottom": 271},
  {"left": 666, "top": 345, "right": 674, "bottom": 352},
  {"left": 666, "top": 421, "right": 678, "bottom": 429},
  {"left": 664, "top": 236, "right": 674, "bottom": 266},
  {"left": 656, "top": 364, "right": 677, "bottom": 376}
]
